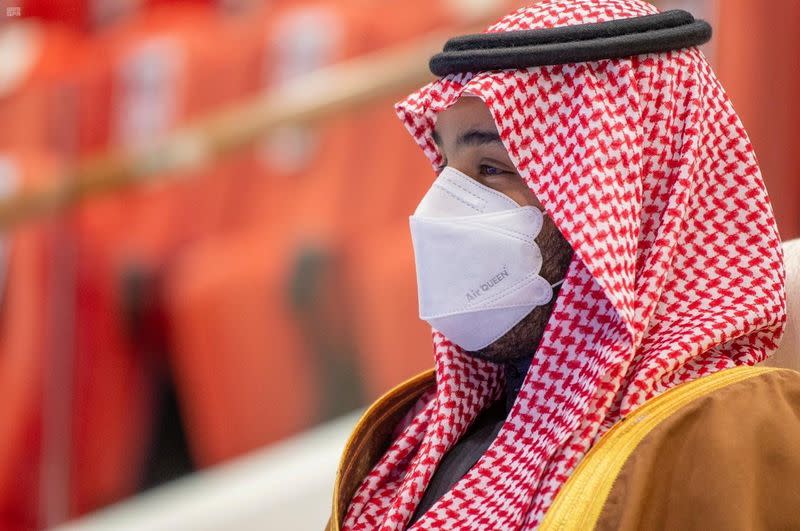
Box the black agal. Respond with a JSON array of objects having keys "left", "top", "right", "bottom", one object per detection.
[{"left": 429, "top": 10, "right": 712, "bottom": 77}]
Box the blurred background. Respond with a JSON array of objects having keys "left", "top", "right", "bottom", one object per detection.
[{"left": 0, "top": 0, "right": 797, "bottom": 529}]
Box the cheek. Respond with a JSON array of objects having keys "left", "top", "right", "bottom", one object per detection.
[
  {"left": 535, "top": 221, "right": 574, "bottom": 278},
  {"left": 535, "top": 218, "right": 566, "bottom": 256},
  {"left": 497, "top": 177, "right": 543, "bottom": 209},
  {"left": 503, "top": 187, "right": 534, "bottom": 207},
  {"left": 535, "top": 219, "right": 554, "bottom": 246}
]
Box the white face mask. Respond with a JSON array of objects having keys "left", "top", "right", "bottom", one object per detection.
[{"left": 409, "top": 166, "right": 563, "bottom": 351}]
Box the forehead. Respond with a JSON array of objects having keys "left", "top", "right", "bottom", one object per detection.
[{"left": 433, "top": 96, "right": 498, "bottom": 140}]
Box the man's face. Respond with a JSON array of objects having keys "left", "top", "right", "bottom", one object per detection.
[{"left": 431, "top": 97, "right": 573, "bottom": 363}]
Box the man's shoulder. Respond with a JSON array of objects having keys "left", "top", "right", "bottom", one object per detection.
[
  {"left": 543, "top": 367, "right": 800, "bottom": 531},
  {"left": 328, "top": 369, "right": 435, "bottom": 531}
]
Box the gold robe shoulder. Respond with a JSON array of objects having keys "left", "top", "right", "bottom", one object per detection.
[{"left": 328, "top": 366, "right": 800, "bottom": 530}]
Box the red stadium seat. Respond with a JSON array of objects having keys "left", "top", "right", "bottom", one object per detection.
[
  {"left": 68, "top": 3, "right": 258, "bottom": 515},
  {"left": 0, "top": 152, "right": 63, "bottom": 531},
  {"left": 163, "top": 0, "right": 371, "bottom": 466}
]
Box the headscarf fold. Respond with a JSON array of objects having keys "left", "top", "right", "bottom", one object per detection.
[{"left": 344, "top": 1, "right": 786, "bottom": 528}]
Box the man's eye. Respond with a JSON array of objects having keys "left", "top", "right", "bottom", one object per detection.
[{"left": 479, "top": 164, "right": 505, "bottom": 176}]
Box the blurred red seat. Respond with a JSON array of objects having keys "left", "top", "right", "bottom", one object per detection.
[
  {"left": 68, "top": 3, "right": 258, "bottom": 516},
  {"left": 0, "top": 152, "right": 64, "bottom": 531},
  {"left": 162, "top": 0, "right": 371, "bottom": 465}
]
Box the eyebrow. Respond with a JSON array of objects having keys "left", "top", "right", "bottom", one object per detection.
[{"left": 432, "top": 128, "right": 503, "bottom": 149}]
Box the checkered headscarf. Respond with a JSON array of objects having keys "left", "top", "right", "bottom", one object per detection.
[{"left": 344, "top": 1, "right": 787, "bottom": 528}]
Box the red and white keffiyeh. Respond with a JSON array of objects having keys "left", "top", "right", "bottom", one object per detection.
[{"left": 344, "top": 1, "right": 787, "bottom": 529}]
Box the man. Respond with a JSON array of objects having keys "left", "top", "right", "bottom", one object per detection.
[{"left": 330, "top": 1, "right": 800, "bottom": 529}]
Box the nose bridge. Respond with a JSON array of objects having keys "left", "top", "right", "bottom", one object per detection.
[
  {"left": 438, "top": 167, "right": 521, "bottom": 214},
  {"left": 444, "top": 158, "right": 480, "bottom": 183}
]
